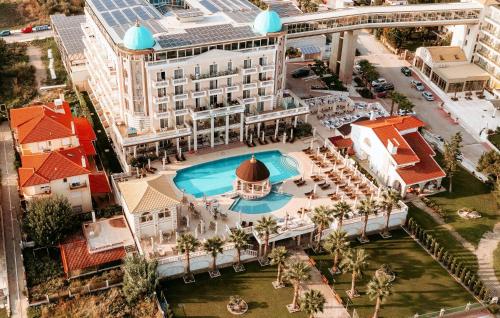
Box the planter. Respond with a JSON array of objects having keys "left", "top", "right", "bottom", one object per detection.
[{"left": 227, "top": 296, "right": 248, "bottom": 315}]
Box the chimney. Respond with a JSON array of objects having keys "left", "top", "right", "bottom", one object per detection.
[
  {"left": 387, "top": 139, "right": 399, "bottom": 155},
  {"left": 91, "top": 211, "right": 96, "bottom": 223},
  {"left": 81, "top": 155, "right": 87, "bottom": 168},
  {"left": 53, "top": 99, "right": 64, "bottom": 114},
  {"left": 71, "top": 121, "right": 75, "bottom": 134},
  {"left": 370, "top": 110, "right": 376, "bottom": 120}
]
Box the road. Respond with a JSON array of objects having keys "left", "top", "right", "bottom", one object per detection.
[
  {"left": 355, "top": 30, "right": 490, "bottom": 165},
  {"left": 2, "top": 30, "right": 53, "bottom": 43},
  {"left": 0, "top": 121, "right": 28, "bottom": 318}
]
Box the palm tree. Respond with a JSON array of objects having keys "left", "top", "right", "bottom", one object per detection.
[
  {"left": 203, "top": 236, "right": 224, "bottom": 271},
  {"left": 269, "top": 246, "right": 289, "bottom": 287},
  {"left": 366, "top": 275, "right": 393, "bottom": 318},
  {"left": 379, "top": 189, "right": 401, "bottom": 236},
  {"left": 177, "top": 233, "right": 200, "bottom": 275},
  {"left": 332, "top": 200, "right": 352, "bottom": 230},
  {"left": 340, "top": 248, "right": 369, "bottom": 298},
  {"left": 322, "top": 229, "right": 350, "bottom": 274},
  {"left": 397, "top": 97, "right": 415, "bottom": 115},
  {"left": 389, "top": 91, "right": 404, "bottom": 115},
  {"left": 311, "top": 205, "right": 334, "bottom": 249},
  {"left": 285, "top": 260, "right": 311, "bottom": 310},
  {"left": 255, "top": 216, "right": 278, "bottom": 257},
  {"left": 228, "top": 228, "right": 248, "bottom": 266},
  {"left": 357, "top": 198, "right": 378, "bottom": 242},
  {"left": 300, "top": 289, "right": 326, "bottom": 318}
]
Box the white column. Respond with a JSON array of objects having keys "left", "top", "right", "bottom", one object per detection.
[
  {"left": 305, "top": 114, "right": 309, "bottom": 123},
  {"left": 329, "top": 32, "right": 341, "bottom": 75},
  {"left": 274, "top": 119, "right": 279, "bottom": 139},
  {"left": 133, "top": 146, "right": 137, "bottom": 158},
  {"left": 176, "top": 138, "right": 180, "bottom": 154},
  {"left": 339, "top": 30, "right": 359, "bottom": 84},
  {"left": 193, "top": 120, "right": 198, "bottom": 151},
  {"left": 210, "top": 116, "right": 215, "bottom": 148},
  {"left": 155, "top": 142, "right": 159, "bottom": 157},
  {"left": 188, "top": 135, "right": 191, "bottom": 151},
  {"left": 294, "top": 116, "right": 298, "bottom": 127},
  {"left": 240, "top": 114, "right": 244, "bottom": 142},
  {"left": 257, "top": 122, "right": 261, "bottom": 137},
  {"left": 245, "top": 125, "right": 249, "bottom": 140},
  {"left": 225, "top": 115, "right": 229, "bottom": 145}
]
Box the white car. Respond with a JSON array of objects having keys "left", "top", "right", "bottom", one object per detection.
[
  {"left": 422, "top": 91, "right": 434, "bottom": 101},
  {"left": 411, "top": 80, "right": 425, "bottom": 91},
  {"left": 371, "top": 78, "right": 387, "bottom": 87},
  {"left": 398, "top": 109, "right": 416, "bottom": 116}
]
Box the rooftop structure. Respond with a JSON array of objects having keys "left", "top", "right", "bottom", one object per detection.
[
  {"left": 234, "top": 155, "right": 271, "bottom": 199},
  {"left": 123, "top": 22, "right": 156, "bottom": 50}
]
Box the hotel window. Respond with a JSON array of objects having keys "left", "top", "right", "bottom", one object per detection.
[
  {"left": 195, "top": 98, "right": 201, "bottom": 108},
  {"left": 158, "top": 88, "right": 167, "bottom": 97},
  {"left": 158, "top": 210, "right": 171, "bottom": 219},
  {"left": 258, "top": 88, "right": 265, "bottom": 96},
  {"left": 195, "top": 82, "right": 200, "bottom": 92},
  {"left": 209, "top": 80, "right": 218, "bottom": 90},
  {"left": 156, "top": 71, "right": 166, "bottom": 81},
  {"left": 175, "top": 100, "right": 184, "bottom": 110},
  {"left": 243, "top": 75, "right": 251, "bottom": 84},
  {"left": 174, "top": 85, "right": 184, "bottom": 95},
  {"left": 259, "top": 57, "right": 267, "bottom": 66},
  {"left": 227, "top": 92, "right": 232, "bottom": 102},
  {"left": 209, "top": 63, "right": 218, "bottom": 75},
  {"left": 244, "top": 58, "right": 252, "bottom": 69},
  {"left": 257, "top": 102, "right": 264, "bottom": 112},
  {"left": 174, "top": 69, "right": 183, "bottom": 79},
  {"left": 259, "top": 72, "right": 266, "bottom": 81},
  {"left": 158, "top": 103, "right": 168, "bottom": 113},
  {"left": 140, "top": 212, "right": 153, "bottom": 223},
  {"left": 194, "top": 65, "right": 200, "bottom": 76},
  {"left": 227, "top": 77, "right": 232, "bottom": 86},
  {"left": 176, "top": 116, "right": 184, "bottom": 126},
  {"left": 228, "top": 61, "right": 233, "bottom": 71},
  {"left": 160, "top": 118, "right": 168, "bottom": 129},
  {"left": 243, "top": 90, "right": 250, "bottom": 99},
  {"left": 210, "top": 95, "right": 218, "bottom": 105}
]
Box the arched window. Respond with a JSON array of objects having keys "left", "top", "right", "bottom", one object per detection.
[
  {"left": 158, "top": 209, "right": 171, "bottom": 219},
  {"left": 140, "top": 212, "right": 153, "bottom": 223}
]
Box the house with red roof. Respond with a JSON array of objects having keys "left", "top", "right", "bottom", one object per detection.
[{"left": 351, "top": 116, "right": 445, "bottom": 196}]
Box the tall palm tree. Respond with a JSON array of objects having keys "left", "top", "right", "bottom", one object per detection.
[
  {"left": 366, "top": 275, "right": 393, "bottom": 318},
  {"left": 177, "top": 233, "right": 200, "bottom": 275},
  {"left": 311, "top": 205, "right": 334, "bottom": 249},
  {"left": 269, "top": 246, "right": 289, "bottom": 286},
  {"left": 333, "top": 200, "right": 352, "bottom": 230},
  {"left": 285, "top": 260, "right": 311, "bottom": 310},
  {"left": 340, "top": 248, "right": 369, "bottom": 298},
  {"left": 389, "top": 91, "right": 404, "bottom": 115},
  {"left": 255, "top": 216, "right": 278, "bottom": 257},
  {"left": 379, "top": 189, "right": 401, "bottom": 236},
  {"left": 300, "top": 289, "right": 326, "bottom": 318},
  {"left": 203, "top": 236, "right": 224, "bottom": 271},
  {"left": 357, "top": 198, "right": 378, "bottom": 241},
  {"left": 322, "top": 229, "right": 350, "bottom": 274},
  {"left": 228, "top": 228, "right": 248, "bottom": 266}
]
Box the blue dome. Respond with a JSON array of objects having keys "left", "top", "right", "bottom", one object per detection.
[
  {"left": 253, "top": 10, "right": 282, "bottom": 35},
  {"left": 123, "top": 23, "right": 155, "bottom": 50}
]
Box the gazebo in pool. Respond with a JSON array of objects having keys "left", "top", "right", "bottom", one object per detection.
[{"left": 234, "top": 155, "right": 271, "bottom": 200}]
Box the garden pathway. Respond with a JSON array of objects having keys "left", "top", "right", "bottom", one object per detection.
[
  {"left": 290, "top": 249, "right": 351, "bottom": 318},
  {"left": 410, "top": 198, "right": 500, "bottom": 295},
  {"left": 26, "top": 45, "right": 46, "bottom": 91}
]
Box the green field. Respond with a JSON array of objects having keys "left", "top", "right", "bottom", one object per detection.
[
  {"left": 162, "top": 263, "right": 308, "bottom": 318},
  {"left": 308, "top": 230, "right": 476, "bottom": 318}
]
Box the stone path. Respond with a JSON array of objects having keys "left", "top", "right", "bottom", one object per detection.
[
  {"left": 290, "top": 249, "right": 351, "bottom": 318},
  {"left": 26, "top": 45, "right": 46, "bottom": 91}
]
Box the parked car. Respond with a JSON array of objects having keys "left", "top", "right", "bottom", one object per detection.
[
  {"left": 291, "top": 68, "right": 310, "bottom": 78},
  {"left": 34, "top": 25, "right": 50, "bottom": 32},
  {"left": 411, "top": 79, "right": 425, "bottom": 91},
  {"left": 371, "top": 78, "right": 387, "bottom": 87},
  {"left": 21, "top": 26, "right": 32, "bottom": 33},
  {"left": 422, "top": 91, "right": 434, "bottom": 101},
  {"left": 400, "top": 66, "right": 412, "bottom": 76},
  {"left": 374, "top": 85, "right": 387, "bottom": 93},
  {"left": 398, "top": 109, "right": 416, "bottom": 116},
  {"left": 382, "top": 82, "right": 394, "bottom": 91},
  {"left": 376, "top": 91, "right": 388, "bottom": 98},
  {"left": 353, "top": 64, "right": 361, "bottom": 74},
  {"left": 0, "top": 30, "right": 11, "bottom": 37}
]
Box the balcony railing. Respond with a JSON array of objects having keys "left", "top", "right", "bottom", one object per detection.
[
  {"left": 190, "top": 68, "right": 239, "bottom": 81},
  {"left": 173, "top": 108, "right": 189, "bottom": 116},
  {"left": 172, "top": 93, "right": 188, "bottom": 101},
  {"left": 113, "top": 124, "right": 192, "bottom": 147},
  {"left": 239, "top": 96, "right": 257, "bottom": 104},
  {"left": 225, "top": 85, "right": 240, "bottom": 93},
  {"left": 152, "top": 79, "right": 169, "bottom": 88},
  {"left": 154, "top": 96, "right": 169, "bottom": 104},
  {"left": 259, "top": 80, "right": 274, "bottom": 88},
  {"left": 172, "top": 77, "right": 188, "bottom": 85},
  {"left": 191, "top": 91, "right": 207, "bottom": 98},
  {"left": 154, "top": 111, "right": 169, "bottom": 119},
  {"left": 190, "top": 104, "right": 245, "bottom": 120},
  {"left": 245, "top": 105, "right": 310, "bottom": 124},
  {"left": 242, "top": 83, "right": 258, "bottom": 90},
  {"left": 258, "top": 95, "right": 273, "bottom": 102},
  {"left": 259, "top": 64, "right": 275, "bottom": 72},
  {"left": 241, "top": 67, "right": 258, "bottom": 75}
]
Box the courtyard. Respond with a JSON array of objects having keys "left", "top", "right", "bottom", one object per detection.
[{"left": 308, "top": 230, "right": 477, "bottom": 318}]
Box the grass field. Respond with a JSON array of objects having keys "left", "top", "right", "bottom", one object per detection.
[
  {"left": 162, "top": 263, "right": 308, "bottom": 318},
  {"left": 0, "top": 2, "right": 32, "bottom": 29},
  {"left": 430, "top": 155, "right": 497, "bottom": 247},
  {"left": 308, "top": 230, "right": 476, "bottom": 318}
]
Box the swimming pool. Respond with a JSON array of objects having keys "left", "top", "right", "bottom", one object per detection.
[
  {"left": 173, "top": 150, "right": 299, "bottom": 198},
  {"left": 229, "top": 192, "right": 293, "bottom": 214}
]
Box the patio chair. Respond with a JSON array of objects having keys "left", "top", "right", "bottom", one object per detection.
[
  {"left": 304, "top": 190, "right": 314, "bottom": 196},
  {"left": 296, "top": 180, "right": 306, "bottom": 187},
  {"left": 320, "top": 184, "right": 331, "bottom": 191}
]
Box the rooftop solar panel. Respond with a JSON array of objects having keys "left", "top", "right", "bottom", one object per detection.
[
  {"left": 90, "top": 0, "right": 107, "bottom": 12},
  {"left": 114, "top": 0, "right": 126, "bottom": 6},
  {"left": 133, "top": 6, "right": 151, "bottom": 19},
  {"left": 102, "top": 12, "right": 118, "bottom": 26},
  {"left": 199, "top": 0, "right": 219, "bottom": 13},
  {"left": 102, "top": 0, "right": 118, "bottom": 10},
  {"left": 144, "top": 6, "right": 162, "bottom": 18},
  {"left": 122, "top": 7, "right": 139, "bottom": 21}
]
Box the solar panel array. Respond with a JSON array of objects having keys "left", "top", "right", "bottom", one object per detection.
[
  {"left": 172, "top": 8, "right": 204, "bottom": 19},
  {"left": 157, "top": 24, "right": 258, "bottom": 48},
  {"left": 266, "top": 1, "right": 303, "bottom": 17},
  {"left": 50, "top": 14, "right": 86, "bottom": 56},
  {"left": 197, "top": 0, "right": 261, "bottom": 23},
  {"left": 111, "top": 19, "right": 166, "bottom": 38},
  {"left": 90, "top": 0, "right": 163, "bottom": 30}
]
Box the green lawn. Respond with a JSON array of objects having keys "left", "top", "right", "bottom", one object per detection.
[
  {"left": 430, "top": 155, "right": 497, "bottom": 247},
  {"left": 487, "top": 131, "right": 500, "bottom": 150},
  {"left": 308, "top": 231, "right": 476, "bottom": 318},
  {"left": 31, "top": 38, "right": 68, "bottom": 86},
  {"left": 162, "top": 263, "right": 308, "bottom": 318},
  {"left": 494, "top": 243, "right": 500, "bottom": 283},
  {"left": 408, "top": 204, "right": 478, "bottom": 271}
]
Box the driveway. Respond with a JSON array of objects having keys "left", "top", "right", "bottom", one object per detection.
[{"left": 355, "top": 30, "right": 490, "bottom": 165}]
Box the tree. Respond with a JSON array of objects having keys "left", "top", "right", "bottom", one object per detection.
[
  {"left": 443, "top": 132, "right": 463, "bottom": 192},
  {"left": 477, "top": 150, "right": 500, "bottom": 181},
  {"left": 122, "top": 254, "right": 158, "bottom": 304},
  {"left": 177, "top": 233, "right": 200, "bottom": 275},
  {"left": 397, "top": 97, "right": 415, "bottom": 114},
  {"left": 366, "top": 274, "right": 393, "bottom": 318},
  {"left": 379, "top": 189, "right": 401, "bottom": 236},
  {"left": 341, "top": 248, "right": 369, "bottom": 298},
  {"left": 269, "top": 246, "right": 290, "bottom": 286},
  {"left": 332, "top": 200, "right": 352, "bottom": 229},
  {"left": 285, "top": 260, "right": 311, "bottom": 310},
  {"left": 358, "top": 59, "right": 379, "bottom": 86},
  {"left": 228, "top": 228, "right": 248, "bottom": 266},
  {"left": 311, "top": 205, "right": 334, "bottom": 249},
  {"left": 255, "top": 216, "right": 278, "bottom": 257},
  {"left": 357, "top": 198, "right": 378, "bottom": 241},
  {"left": 203, "top": 236, "right": 224, "bottom": 271},
  {"left": 388, "top": 91, "right": 405, "bottom": 115},
  {"left": 323, "top": 229, "right": 350, "bottom": 274},
  {"left": 24, "top": 195, "right": 75, "bottom": 246},
  {"left": 300, "top": 289, "right": 326, "bottom": 318}
]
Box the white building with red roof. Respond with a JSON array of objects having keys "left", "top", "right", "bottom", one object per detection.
[{"left": 351, "top": 116, "right": 445, "bottom": 196}]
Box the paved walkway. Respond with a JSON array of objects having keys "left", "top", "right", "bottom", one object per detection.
[
  {"left": 290, "top": 249, "right": 351, "bottom": 318},
  {"left": 26, "top": 45, "right": 46, "bottom": 91}
]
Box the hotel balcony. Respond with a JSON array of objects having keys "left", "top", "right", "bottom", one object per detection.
[
  {"left": 258, "top": 95, "right": 273, "bottom": 102},
  {"left": 242, "top": 82, "right": 258, "bottom": 90},
  {"left": 190, "top": 69, "right": 239, "bottom": 82},
  {"left": 152, "top": 79, "right": 169, "bottom": 88},
  {"left": 172, "top": 108, "right": 189, "bottom": 116},
  {"left": 245, "top": 105, "right": 310, "bottom": 125},
  {"left": 208, "top": 88, "right": 224, "bottom": 96},
  {"left": 259, "top": 79, "right": 274, "bottom": 88},
  {"left": 225, "top": 84, "right": 240, "bottom": 93},
  {"left": 191, "top": 90, "right": 207, "bottom": 98},
  {"left": 154, "top": 111, "right": 170, "bottom": 119},
  {"left": 241, "top": 67, "right": 258, "bottom": 75},
  {"left": 172, "top": 93, "right": 189, "bottom": 102},
  {"left": 238, "top": 96, "right": 258, "bottom": 104},
  {"left": 259, "top": 64, "right": 276, "bottom": 72},
  {"left": 189, "top": 103, "right": 245, "bottom": 121},
  {"left": 172, "top": 77, "right": 188, "bottom": 86},
  {"left": 113, "top": 123, "right": 192, "bottom": 147},
  {"left": 153, "top": 95, "right": 170, "bottom": 104}
]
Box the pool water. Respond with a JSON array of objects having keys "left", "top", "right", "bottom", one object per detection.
[
  {"left": 173, "top": 150, "right": 299, "bottom": 198},
  {"left": 229, "top": 192, "right": 293, "bottom": 214}
]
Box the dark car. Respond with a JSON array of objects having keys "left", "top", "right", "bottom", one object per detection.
[
  {"left": 382, "top": 82, "right": 394, "bottom": 91},
  {"left": 291, "top": 68, "right": 310, "bottom": 78},
  {"left": 0, "top": 30, "right": 11, "bottom": 37},
  {"left": 401, "top": 66, "right": 412, "bottom": 76},
  {"left": 376, "top": 91, "right": 388, "bottom": 98},
  {"left": 373, "top": 85, "right": 386, "bottom": 93}
]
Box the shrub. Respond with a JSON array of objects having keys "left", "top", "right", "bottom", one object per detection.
[
  {"left": 122, "top": 255, "right": 158, "bottom": 304},
  {"left": 356, "top": 88, "right": 373, "bottom": 99}
]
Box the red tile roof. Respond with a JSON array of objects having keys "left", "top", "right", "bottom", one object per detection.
[
  {"left": 59, "top": 232, "right": 125, "bottom": 274},
  {"left": 80, "top": 140, "right": 96, "bottom": 156},
  {"left": 373, "top": 126, "right": 420, "bottom": 165},
  {"left": 396, "top": 132, "right": 446, "bottom": 185},
  {"left": 89, "top": 173, "right": 111, "bottom": 194},
  {"left": 19, "top": 147, "right": 90, "bottom": 187},
  {"left": 74, "top": 117, "right": 96, "bottom": 142},
  {"left": 354, "top": 116, "right": 425, "bottom": 131},
  {"left": 329, "top": 136, "right": 353, "bottom": 149}
]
